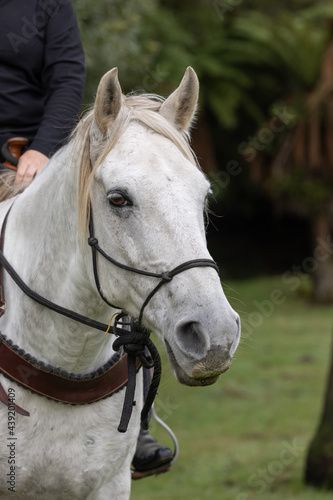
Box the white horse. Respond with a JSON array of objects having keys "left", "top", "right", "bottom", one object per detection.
[{"left": 0, "top": 67, "right": 240, "bottom": 499}]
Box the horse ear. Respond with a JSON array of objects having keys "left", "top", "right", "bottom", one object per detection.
[
  {"left": 94, "top": 68, "right": 122, "bottom": 135},
  {"left": 159, "top": 67, "right": 199, "bottom": 133}
]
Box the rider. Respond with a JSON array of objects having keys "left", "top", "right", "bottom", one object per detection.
[
  {"left": 0, "top": 0, "right": 85, "bottom": 184},
  {"left": 0, "top": 0, "right": 173, "bottom": 474}
]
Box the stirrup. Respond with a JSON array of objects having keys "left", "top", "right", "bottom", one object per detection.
[
  {"left": 131, "top": 462, "right": 172, "bottom": 480},
  {"left": 131, "top": 405, "right": 179, "bottom": 480}
]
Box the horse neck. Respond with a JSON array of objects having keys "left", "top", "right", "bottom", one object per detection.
[{"left": 0, "top": 145, "right": 115, "bottom": 374}]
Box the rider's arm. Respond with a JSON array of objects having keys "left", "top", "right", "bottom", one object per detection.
[{"left": 28, "top": 2, "right": 86, "bottom": 159}]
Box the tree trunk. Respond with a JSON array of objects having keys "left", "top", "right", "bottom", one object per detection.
[
  {"left": 305, "top": 333, "right": 333, "bottom": 488},
  {"left": 311, "top": 211, "right": 333, "bottom": 304}
]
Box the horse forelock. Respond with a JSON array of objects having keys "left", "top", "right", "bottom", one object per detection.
[{"left": 72, "top": 92, "right": 200, "bottom": 236}]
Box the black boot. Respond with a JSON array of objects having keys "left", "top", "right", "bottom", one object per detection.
[{"left": 132, "top": 428, "right": 173, "bottom": 472}]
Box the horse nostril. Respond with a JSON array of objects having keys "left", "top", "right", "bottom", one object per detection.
[{"left": 175, "top": 321, "right": 210, "bottom": 360}]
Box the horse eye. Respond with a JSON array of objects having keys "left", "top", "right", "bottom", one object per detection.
[{"left": 108, "top": 192, "right": 130, "bottom": 207}]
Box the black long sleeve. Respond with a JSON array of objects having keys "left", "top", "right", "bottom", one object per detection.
[{"left": 0, "top": 0, "right": 86, "bottom": 157}]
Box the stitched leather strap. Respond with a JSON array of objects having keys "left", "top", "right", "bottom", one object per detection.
[{"left": 0, "top": 339, "right": 140, "bottom": 407}]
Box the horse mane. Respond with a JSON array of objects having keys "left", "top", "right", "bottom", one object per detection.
[
  {"left": 73, "top": 92, "right": 199, "bottom": 236},
  {"left": 0, "top": 171, "right": 26, "bottom": 203}
]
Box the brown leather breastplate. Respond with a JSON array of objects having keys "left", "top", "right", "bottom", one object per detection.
[
  {"left": 0, "top": 206, "right": 141, "bottom": 416},
  {"left": 0, "top": 335, "right": 140, "bottom": 416}
]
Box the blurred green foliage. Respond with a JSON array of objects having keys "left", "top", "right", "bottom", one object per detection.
[
  {"left": 73, "top": 0, "right": 333, "bottom": 126},
  {"left": 73, "top": 0, "right": 333, "bottom": 219},
  {"left": 270, "top": 171, "right": 333, "bottom": 215},
  {"left": 73, "top": 0, "right": 156, "bottom": 101}
]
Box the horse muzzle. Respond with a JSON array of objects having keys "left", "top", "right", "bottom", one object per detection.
[
  {"left": 165, "top": 340, "right": 235, "bottom": 387},
  {"left": 164, "top": 314, "right": 240, "bottom": 386}
]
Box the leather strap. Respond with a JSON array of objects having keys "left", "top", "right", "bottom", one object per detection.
[
  {"left": 0, "top": 338, "right": 140, "bottom": 407},
  {"left": 0, "top": 206, "right": 13, "bottom": 316},
  {"left": 0, "top": 381, "right": 30, "bottom": 416}
]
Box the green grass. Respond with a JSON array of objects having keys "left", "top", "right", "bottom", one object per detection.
[{"left": 132, "top": 276, "right": 333, "bottom": 500}]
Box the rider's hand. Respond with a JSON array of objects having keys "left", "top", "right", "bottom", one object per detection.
[{"left": 14, "top": 149, "right": 49, "bottom": 186}]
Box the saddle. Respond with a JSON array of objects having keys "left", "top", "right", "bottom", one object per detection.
[{"left": 0, "top": 137, "right": 28, "bottom": 171}]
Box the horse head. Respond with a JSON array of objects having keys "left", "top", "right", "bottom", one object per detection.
[{"left": 85, "top": 67, "right": 240, "bottom": 387}]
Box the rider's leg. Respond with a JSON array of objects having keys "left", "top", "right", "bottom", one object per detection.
[{"left": 131, "top": 367, "right": 173, "bottom": 472}]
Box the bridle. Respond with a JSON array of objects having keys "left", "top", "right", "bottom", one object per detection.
[
  {"left": 88, "top": 207, "right": 219, "bottom": 325},
  {"left": 87, "top": 205, "right": 219, "bottom": 430},
  {"left": 0, "top": 200, "right": 220, "bottom": 432}
]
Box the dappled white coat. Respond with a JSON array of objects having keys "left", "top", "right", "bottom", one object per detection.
[{"left": 0, "top": 68, "right": 240, "bottom": 499}]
